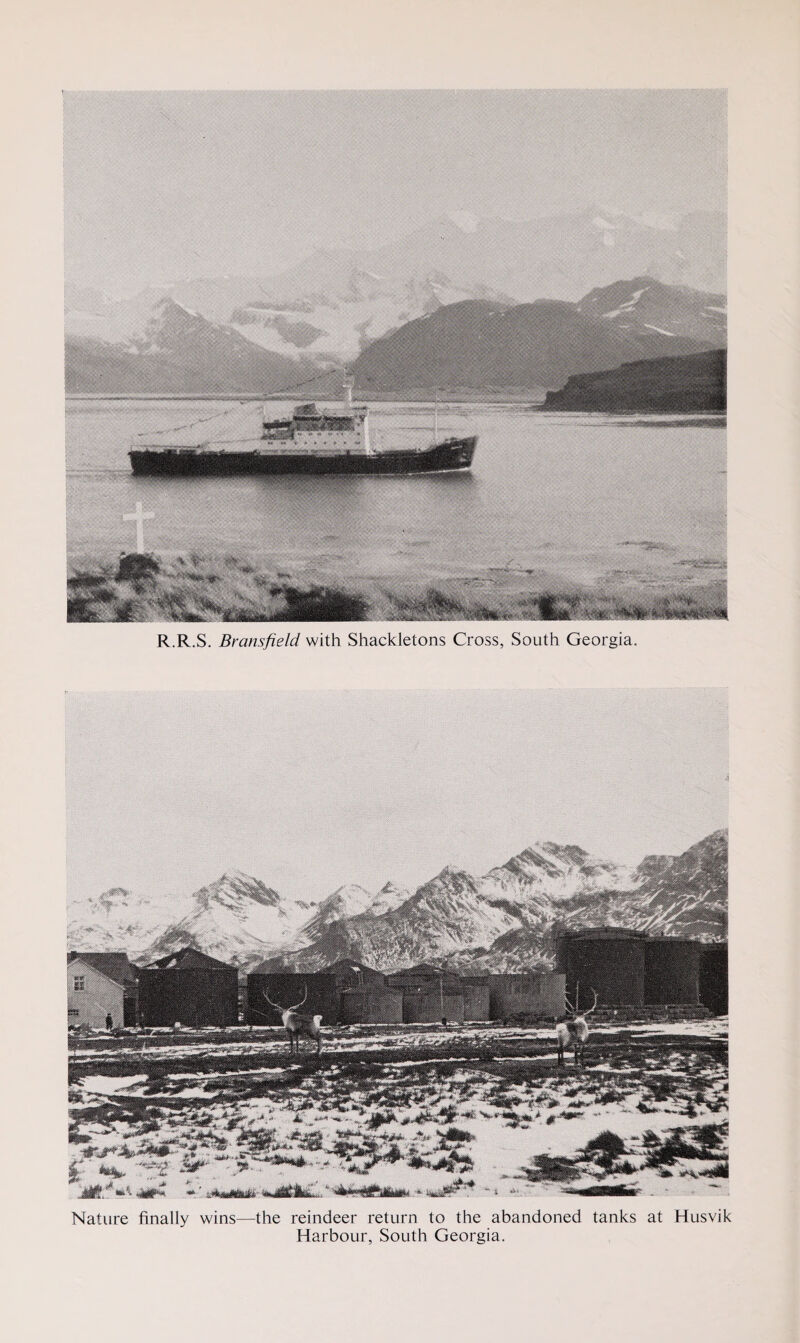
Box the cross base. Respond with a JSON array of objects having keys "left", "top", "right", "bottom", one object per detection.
[{"left": 117, "top": 552, "right": 161, "bottom": 582}]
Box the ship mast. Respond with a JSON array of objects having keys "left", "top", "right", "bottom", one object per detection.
[{"left": 433, "top": 387, "right": 439, "bottom": 445}]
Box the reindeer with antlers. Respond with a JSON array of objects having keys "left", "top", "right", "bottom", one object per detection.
[
  {"left": 263, "top": 984, "right": 323, "bottom": 1057},
  {"left": 556, "top": 986, "right": 598, "bottom": 1069}
]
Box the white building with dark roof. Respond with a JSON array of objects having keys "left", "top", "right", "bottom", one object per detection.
[{"left": 67, "top": 952, "right": 138, "bottom": 1028}]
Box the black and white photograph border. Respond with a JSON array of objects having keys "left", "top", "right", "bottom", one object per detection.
[
  {"left": 67, "top": 689, "right": 728, "bottom": 1198},
  {"left": 65, "top": 89, "right": 727, "bottom": 623}
]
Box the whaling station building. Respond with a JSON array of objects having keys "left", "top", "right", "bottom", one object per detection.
[
  {"left": 137, "top": 947, "right": 239, "bottom": 1027},
  {"left": 67, "top": 952, "right": 139, "bottom": 1028},
  {"left": 556, "top": 926, "right": 728, "bottom": 1017},
  {"left": 246, "top": 958, "right": 566, "bottom": 1026},
  {"left": 67, "top": 934, "right": 728, "bottom": 1030}
]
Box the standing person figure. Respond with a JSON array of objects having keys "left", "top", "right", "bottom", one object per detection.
[{"left": 105, "top": 1013, "right": 113, "bottom": 1031}]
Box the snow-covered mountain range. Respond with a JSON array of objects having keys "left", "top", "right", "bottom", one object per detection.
[
  {"left": 351, "top": 277, "right": 725, "bottom": 393},
  {"left": 67, "top": 830, "right": 727, "bottom": 973},
  {"left": 65, "top": 207, "right": 726, "bottom": 393}
]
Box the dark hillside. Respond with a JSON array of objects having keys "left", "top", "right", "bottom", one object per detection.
[{"left": 541, "top": 349, "right": 726, "bottom": 412}]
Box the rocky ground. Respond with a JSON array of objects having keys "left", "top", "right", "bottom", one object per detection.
[{"left": 69, "top": 1020, "right": 728, "bottom": 1198}]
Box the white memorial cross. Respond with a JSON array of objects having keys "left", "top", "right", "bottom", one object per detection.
[{"left": 123, "top": 501, "right": 155, "bottom": 553}]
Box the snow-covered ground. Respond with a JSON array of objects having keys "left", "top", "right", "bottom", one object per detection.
[{"left": 69, "top": 1021, "right": 728, "bottom": 1199}]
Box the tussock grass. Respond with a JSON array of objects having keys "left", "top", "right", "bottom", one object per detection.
[
  {"left": 69, "top": 1026, "right": 728, "bottom": 1198},
  {"left": 67, "top": 554, "right": 726, "bottom": 622},
  {"left": 585, "top": 1129, "right": 626, "bottom": 1158}
]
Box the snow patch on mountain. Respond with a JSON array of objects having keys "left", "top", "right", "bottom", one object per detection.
[
  {"left": 447, "top": 210, "right": 479, "bottom": 234},
  {"left": 230, "top": 270, "right": 510, "bottom": 365}
]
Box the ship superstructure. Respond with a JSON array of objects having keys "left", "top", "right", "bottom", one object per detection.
[
  {"left": 261, "top": 379, "right": 373, "bottom": 456},
  {"left": 129, "top": 379, "right": 477, "bottom": 477}
]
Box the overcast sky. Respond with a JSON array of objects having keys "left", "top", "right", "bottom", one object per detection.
[
  {"left": 64, "top": 90, "right": 727, "bottom": 295},
  {"left": 66, "top": 690, "right": 727, "bottom": 904}
]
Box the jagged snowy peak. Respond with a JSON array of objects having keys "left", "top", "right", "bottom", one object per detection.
[
  {"left": 627, "top": 829, "right": 728, "bottom": 938},
  {"left": 65, "top": 208, "right": 726, "bottom": 391},
  {"left": 190, "top": 868, "right": 283, "bottom": 912},
  {"left": 483, "top": 841, "right": 636, "bottom": 908},
  {"left": 65, "top": 296, "right": 321, "bottom": 396},
  {"left": 367, "top": 881, "right": 410, "bottom": 916},
  {"left": 67, "top": 886, "right": 193, "bottom": 958},
  {"left": 463, "top": 831, "right": 729, "bottom": 970},
  {"left": 142, "top": 869, "right": 305, "bottom": 968},
  {"left": 69, "top": 869, "right": 310, "bottom": 971},
  {"left": 577, "top": 277, "right": 726, "bottom": 344},
  {"left": 295, "top": 884, "right": 377, "bottom": 943},
  {"left": 230, "top": 270, "right": 511, "bottom": 366},
  {"left": 271, "top": 831, "right": 727, "bottom": 975},
  {"left": 68, "top": 831, "right": 727, "bottom": 976},
  {"left": 277, "top": 865, "right": 523, "bottom": 973},
  {"left": 362, "top": 208, "right": 726, "bottom": 302},
  {"left": 447, "top": 210, "right": 480, "bottom": 234}
]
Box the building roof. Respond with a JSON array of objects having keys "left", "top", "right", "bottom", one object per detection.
[
  {"left": 324, "top": 959, "right": 385, "bottom": 984},
  {"left": 386, "top": 963, "right": 463, "bottom": 987},
  {"left": 248, "top": 958, "right": 384, "bottom": 981},
  {"left": 558, "top": 925, "right": 650, "bottom": 941},
  {"left": 144, "top": 946, "right": 235, "bottom": 972},
  {"left": 67, "top": 952, "right": 138, "bottom": 986}
]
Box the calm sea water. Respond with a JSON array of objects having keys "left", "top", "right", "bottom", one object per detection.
[{"left": 66, "top": 399, "right": 726, "bottom": 590}]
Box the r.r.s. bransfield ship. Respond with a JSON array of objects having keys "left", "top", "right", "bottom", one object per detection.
[{"left": 129, "top": 379, "right": 477, "bottom": 476}]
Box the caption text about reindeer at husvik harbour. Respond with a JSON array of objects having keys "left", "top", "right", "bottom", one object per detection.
[{"left": 72, "top": 1204, "right": 731, "bottom": 1244}]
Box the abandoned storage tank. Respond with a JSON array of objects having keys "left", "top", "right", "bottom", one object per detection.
[
  {"left": 699, "top": 943, "right": 728, "bottom": 1014},
  {"left": 644, "top": 938, "right": 702, "bottom": 1005},
  {"left": 401, "top": 988, "right": 465, "bottom": 1023},
  {"left": 245, "top": 970, "right": 340, "bottom": 1026},
  {"left": 488, "top": 972, "right": 565, "bottom": 1020},
  {"left": 556, "top": 928, "right": 647, "bottom": 1007},
  {"left": 339, "top": 988, "right": 404, "bottom": 1024},
  {"left": 138, "top": 947, "right": 239, "bottom": 1027},
  {"left": 460, "top": 977, "right": 491, "bottom": 1021},
  {"left": 386, "top": 965, "right": 466, "bottom": 1023}
]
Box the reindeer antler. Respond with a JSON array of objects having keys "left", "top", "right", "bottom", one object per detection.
[
  {"left": 263, "top": 989, "right": 281, "bottom": 1011},
  {"left": 288, "top": 984, "right": 308, "bottom": 1012},
  {"left": 583, "top": 988, "right": 599, "bottom": 1016},
  {"left": 563, "top": 992, "right": 576, "bottom": 1015}
]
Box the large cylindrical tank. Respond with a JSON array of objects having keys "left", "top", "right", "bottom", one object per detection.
[
  {"left": 386, "top": 967, "right": 462, "bottom": 992},
  {"left": 699, "top": 943, "right": 728, "bottom": 1014},
  {"left": 245, "top": 972, "right": 339, "bottom": 1026},
  {"left": 402, "top": 990, "right": 465, "bottom": 1024},
  {"left": 488, "top": 973, "right": 565, "bottom": 1020},
  {"left": 561, "top": 935, "right": 646, "bottom": 1007},
  {"left": 644, "top": 940, "right": 701, "bottom": 1004},
  {"left": 138, "top": 966, "right": 238, "bottom": 1027},
  {"left": 325, "top": 961, "right": 387, "bottom": 990},
  {"left": 339, "top": 988, "right": 404, "bottom": 1024},
  {"left": 461, "top": 982, "right": 491, "bottom": 1020}
]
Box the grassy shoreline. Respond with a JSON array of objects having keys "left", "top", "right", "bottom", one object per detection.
[{"left": 67, "top": 554, "right": 726, "bottom": 622}]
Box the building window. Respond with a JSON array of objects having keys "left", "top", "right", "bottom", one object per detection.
[
  {"left": 73, "top": 976, "right": 85, "bottom": 990},
  {"left": 68, "top": 1008, "right": 79, "bottom": 1017}
]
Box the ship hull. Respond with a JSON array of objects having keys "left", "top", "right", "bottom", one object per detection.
[{"left": 129, "top": 437, "right": 477, "bottom": 477}]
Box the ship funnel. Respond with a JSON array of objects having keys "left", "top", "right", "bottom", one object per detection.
[{"left": 343, "top": 375, "right": 354, "bottom": 410}]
